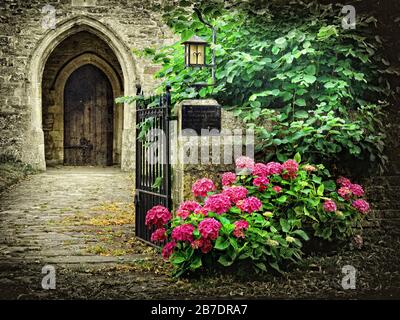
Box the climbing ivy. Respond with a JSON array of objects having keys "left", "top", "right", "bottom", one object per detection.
[{"left": 126, "top": 0, "right": 393, "bottom": 173}]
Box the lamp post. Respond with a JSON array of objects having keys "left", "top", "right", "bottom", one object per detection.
[{"left": 182, "top": 7, "right": 216, "bottom": 90}]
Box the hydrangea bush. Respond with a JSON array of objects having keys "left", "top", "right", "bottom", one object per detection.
[{"left": 145, "top": 154, "right": 370, "bottom": 277}]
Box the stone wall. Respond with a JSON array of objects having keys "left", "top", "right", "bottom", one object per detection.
[
  {"left": 171, "top": 99, "right": 251, "bottom": 210},
  {"left": 0, "top": 0, "right": 177, "bottom": 171}
]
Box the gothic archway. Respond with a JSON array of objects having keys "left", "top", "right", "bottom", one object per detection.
[{"left": 25, "top": 16, "right": 137, "bottom": 171}]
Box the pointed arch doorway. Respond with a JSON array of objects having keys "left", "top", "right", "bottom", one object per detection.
[{"left": 64, "top": 64, "right": 114, "bottom": 166}]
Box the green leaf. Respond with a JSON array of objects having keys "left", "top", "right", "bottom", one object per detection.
[
  {"left": 292, "top": 229, "right": 310, "bottom": 241},
  {"left": 295, "top": 98, "right": 306, "bottom": 107},
  {"left": 272, "top": 46, "right": 280, "bottom": 55},
  {"left": 214, "top": 237, "right": 230, "bottom": 250},
  {"left": 218, "top": 254, "right": 234, "bottom": 266},
  {"left": 171, "top": 254, "right": 186, "bottom": 264},
  {"left": 305, "top": 65, "right": 316, "bottom": 75},
  {"left": 280, "top": 218, "right": 290, "bottom": 233},
  {"left": 269, "top": 261, "right": 282, "bottom": 273},
  {"left": 323, "top": 180, "right": 336, "bottom": 191},
  {"left": 303, "top": 75, "right": 316, "bottom": 84},
  {"left": 294, "top": 110, "right": 308, "bottom": 118},
  {"left": 255, "top": 262, "right": 267, "bottom": 272},
  {"left": 151, "top": 176, "right": 163, "bottom": 189},
  {"left": 294, "top": 152, "right": 301, "bottom": 163},
  {"left": 317, "top": 183, "right": 325, "bottom": 196},
  {"left": 275, "top": 37, "right": 287, "bottom": 47},
  {"left": 277, "top": 195, "right": 288, "bottom": 204},
  {"left": 189, "top": 256, "right": 202, "bottom": 270}
]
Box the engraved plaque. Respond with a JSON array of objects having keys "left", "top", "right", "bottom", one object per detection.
[{"left": 181, "top": 105, "right": 221, "bottom": 135}]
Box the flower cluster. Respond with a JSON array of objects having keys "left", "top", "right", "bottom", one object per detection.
[
  {"left": 171, "top": 224, "right": 195, "bottom": 242},
  {"left": 349, "top": 183, "right": 364, "bottom": 197},
  {"left": 253, "top": 176, "right": 269, "bottom": 191},
  {"left": 253, "top": 163, "right": 269, "bottom": 177},
  {"left": 151, "top": 228, "right": 167, "bottom": 243},
  {"left": 323, "top": 199, "right": 337, "bottom": 212},
  {"left": 222, "top": 186, "right": 248, "bottom": 204},
  {"left": 145, "top": 205, "right": 172, "bottom": 228},
  {"left": 338, "top": 187, "right": 352, "bottom": 200},
  {"left": 162, "top": 241, "right": 176, "bottom": 260},
  {"left": 352, "top": 199, "right": 370, "bottom": 214},
  {"left": 233, "top": 220, "right": 249, "bottom": 238},
  {"left": 282, "top": 159, "right": 299, "bottom": 179},
  {"left": 176, "top": 200, "right": 201, "bottom": 220},
  {"left": 235, "top": 156, "right": 255, "bottom": 171},
  {"left": 302, "top": 164, "right": 317, "bottom": 172},
  {"left": 265, "top": 162, "right": 283, "bottom": 175},
  {"left": 192, "top": 178, "right": 216, "bottom": 197},
  {"left": 191, "top": 238, "right": 213, "bottom": 254},
  {"left": 194, "top": 206, "right": 208, "bottom": 216},
  {"left": 236, "top": 196, "right": 262, "bottom": 213},
  {"left": 221, "top": 172, "right": 237, "bottom": 186},
  {"left": 337, "top": 176, "right": 351, "bottom": 188},
  {"left": 204, "top": 194, "right": 232, "bottom": 214},
  {"left": 198, "top": 218, "right": 222, "bottom": 240},
  {"left": 337, "top": 177, "right": 366, "bottom": 200}
]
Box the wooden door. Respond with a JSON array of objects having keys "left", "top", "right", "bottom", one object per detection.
[{"left": 64, "top": 64, "right": 113, "bottom": 166}]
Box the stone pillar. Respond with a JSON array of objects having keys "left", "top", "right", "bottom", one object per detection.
[{"left": 171, "top": 99, "right": 252, "bottom": 211}]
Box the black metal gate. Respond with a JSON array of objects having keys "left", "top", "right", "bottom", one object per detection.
[{"left": 135, "top": 86, "right": 172, "bottom": 246}]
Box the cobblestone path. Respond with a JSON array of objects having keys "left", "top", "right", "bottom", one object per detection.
[{"left": 0, "top": 167, "right": 165, "bottom": 299}]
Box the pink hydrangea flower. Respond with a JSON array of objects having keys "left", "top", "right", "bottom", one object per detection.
[
  {"left": 198, "top": 218, "right": 222, "bottom": 240},
  {"left": 178, "top": 200, "right": 201, "bottom": 212},
  {"left": 192, "top": 178, "right": 216, "bottom": 197},
  {"left": 151, "top": 228, "right": 167, "bottom": 243},
  {"left": 302, "top": 164, "right": 317, "bottom": 172},
  {"left": 145, "top": 205, "right": 172, "bottom": 228},
  {"left": 265, "top": 162, "right": 283, "bottom": 175},
  {"left": 171, "top": 224, "right": 195, "bottom": 242},
  {"left": 323, "top": 199, "right": 337, "bottom": 212},
  {"left": 253, "top": 163, "right": 269, "bottom": 177},
  {"left": 338, "top": 187, "right": 352, "bottom": 200},
  {"left": 194, "top": 206, "right": 208, "bottom": 216},
  {"left": 162, "top": 241, "right": 176, "bottom": 260},
  {"left": 176, "top": 200, "right": 201, "bottom": 220},
  {"left": 222, "top": 172, "right": 237, "bottom": 186},
  {"left": 236, "top": 196, "right": 262, "bottom": 214},
  {"left": 337, "top": 176, "right": 352, "bottom": 188},
  {"left": 352, "top": 199, "right": 370, "bottom": 214},
  {"left": 349, "top": 183, "right": 364, "bottom": 197},
  {"left": 233, "top": 220, "right": 249, "bottom": 238},
  {"left": 282, "top": 159, "right": 299, "bottom": 179},
  {"left": 200, "top": 239, "right": 213, "bottom": 253},
  {"left": 272, "top": 186, "right": 282, "bottom": 193},
  {"left": 204, "top": 193, "right": 232, "bottom": 214},
  {"left": 192, "top": 238, "right": 213, "bottom": 254},
  {"left": 176, "top": 209, "right": 190, "bottom": 220},
  {"left": 253, "top": 176, "right": 270, "bottom": 191},
  {"left": 222, "top": 186, "right": 248, "bottom": 204},
  {"left": 235, "top": 156, "right": 255, "bottom": 171}
]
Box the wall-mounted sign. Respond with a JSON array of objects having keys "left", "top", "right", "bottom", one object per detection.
[{"left": 181, "top": 105, "right": 221, "bottom": 135}]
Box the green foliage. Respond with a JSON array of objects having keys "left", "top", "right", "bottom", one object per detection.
[{"left": 130, "top": 0, "right": 391, "bottom": 172}]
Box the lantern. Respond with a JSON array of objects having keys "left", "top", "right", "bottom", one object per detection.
[{"left": 182, "top": 35, "right": 209, "bottom": 67}]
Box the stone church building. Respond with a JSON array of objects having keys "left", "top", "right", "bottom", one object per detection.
[{"left": 0, "top": 0, "right": 176, "bottom": 171}]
